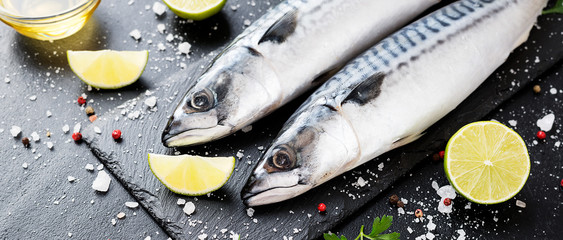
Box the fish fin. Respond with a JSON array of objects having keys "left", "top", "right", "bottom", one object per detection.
[
  {"left": 342, "top": 72, "right": 385, "bottom": 105},
  {"left": 312, "top": 66, "right": 342, "bottom": 84},
  {"left": 392, "top": 132, "right": 425, "bottom": 148},
  {"left": 258, "top": 9, "right": 298, "bottom": 44}
]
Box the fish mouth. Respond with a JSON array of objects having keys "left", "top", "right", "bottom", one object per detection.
[
  {"left": 241, "top": 172, "right": 310, "bottom": 206},
  {"left": 162, "top": 125, "right": 233, "bottom": 147}
]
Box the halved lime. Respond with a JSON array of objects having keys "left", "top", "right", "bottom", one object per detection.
[
  {"left": 163, "top": 0, "right": 226, "bottom": 20},
  {"left": 148, "top": 153, "right": 235, "bottom": 196},
  {"left": 444, "top": 121, "right": 530, "bottom": 204},
  {"left": 67, "top": 50, "right": 148, "bottom": 89}
]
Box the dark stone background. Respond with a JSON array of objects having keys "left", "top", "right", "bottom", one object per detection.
[{"left": 0, "top": 0, "right": 561, "bottom": 239}]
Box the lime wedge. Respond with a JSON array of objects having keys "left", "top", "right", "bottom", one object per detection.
[
  {"left": 444, "top": 121, "right": 530, "bottom": 204},
  {"left": 148, "top": 153, "right": 235, "bottom": 196},
  {"left": 67, "top": 50, "right": 148, "bottom": 89},
  {"left": 163, "top": 0, "right": 226, "bottom": 20}
]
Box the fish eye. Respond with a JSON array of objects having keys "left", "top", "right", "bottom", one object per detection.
[
  {"left": 271, "top": 145, "right": 296, "bottom": 170},
  {"left": 189, "top": 89, "right": 214, "bottom": 111}
]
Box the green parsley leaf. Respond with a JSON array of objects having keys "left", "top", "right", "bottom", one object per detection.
[
  {"left": 323, "top": 215, "right": 399, "bottom": 240},
  {"left": 543, "top": 0, "right": 563, "bottom": 15},
  {"left": 323, "top": 233, "right": 347, "bottom": 240},
  {"left": 368, "top": 216, "right": 393, "bottom": 237}
]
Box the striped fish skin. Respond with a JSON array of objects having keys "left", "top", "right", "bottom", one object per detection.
[
  {"left": 242, "top": 0, "right": 548, "bottom": 206},
  {"left": 161, "top": 0, "right": 440, "bottom": 147}
]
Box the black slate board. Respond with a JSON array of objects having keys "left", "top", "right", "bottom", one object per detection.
[{"left": 83, "top": 9, "right": 563, "bottom": 240}]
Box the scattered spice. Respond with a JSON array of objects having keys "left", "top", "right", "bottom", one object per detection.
[
  {"left": 89, "top": 115, "right": 97, "bottom": 122},
  {"left": 443, "top": 198, "right": 452, "bottom": 206},
  {"left": 46, "top": 131, "right": 51, "bottom": 137},
  {"left": 533, "top": 85, "right": 541, "bottom": 94},
  {"left": 112, "top": 129, "right": 122, "bottom": 140},
  {"left": 537, "top": 130, "right": 546, "bottom": 140},
  {"left": 415, "top": 209, "right": 423, "bottom": 218},
  {"left": 396, "top": 201, "right": 404, "bottom": 208},
  {"left": 72, "top": 132, "right": 82, "bottom": 142},
  {"left": 432, "top": 153, "right": 440, "bottom": 162},
  {"left": 389, "top": 194, "right": 399, "bottom": 205},
  {"left": 77, "top": 96, "right": 86, "bottom": 105},
  {"left": 560, "top": 179, "right": 563, "bottom": 188},
  {"left": 317, "top": 203, "right": 326, "bottom": 213},
  {"left": 22, "top": 137, "right": 30, "bottom": 148},
  {"left": 439, "top": 151, "right": 445, "bottom": 159},
  {"left": 85, "top": 106, "right": 95, "bottom": 115}
]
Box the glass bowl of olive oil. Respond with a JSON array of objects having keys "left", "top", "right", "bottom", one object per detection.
[{"left": 0, "top": 0, "right": 100, "bottom": 41}]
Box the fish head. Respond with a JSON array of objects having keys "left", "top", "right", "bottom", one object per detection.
[
  {"left": 162, "top": 46, "right": 280, "bottom": 147},
  {"left": 242, "top": 101, "right": 360, "bottom": 206}
]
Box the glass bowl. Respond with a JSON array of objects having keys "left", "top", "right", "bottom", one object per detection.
[{"left": 0, "top": 0, "right": 100, "bottom": 41}]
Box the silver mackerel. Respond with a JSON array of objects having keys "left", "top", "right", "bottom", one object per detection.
[
  {"left": 161, "top": 0, "right": 440, "bottom": 147},
  {"left": 242, "top": 0, "right": 548, "bottom": 206}
]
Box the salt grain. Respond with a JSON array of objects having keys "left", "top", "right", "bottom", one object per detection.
[
  {"left": 357, "top": 177, "right": 366, "bottom": 187},
  {"left": 10, "top": 126, "right": 21, "bottom": 137},
  {"left": 183, "top": 201, "right": 195, "bottom": 215},
  {"left": 22, "top": 162, "right": 28, "bottom": 169},
  {"left": 85, "top": 164, "right": 94, "bottom": 171},
  {"left": 246, "top": 208, "right": 255, "bottom": 217},
  {"left": 177, "top": 198, "right": 186, "bottom": 205},
  {"left": 126, "top": 201, "right": 139, "bottom": 208},
  {"left": 46, "top": 110, "right": 52, "bottom": 117},
  {"left": 537, "top": 113, "right": 555, "bottom": 132},
  {"left": 130, "top": 29, "right": 142, "bottom": 40},
  {"left": 67, "top": 176, "right": 76, "bottom": 182},
  {"left": 31, "top": 132, "right": 40, "bottom": 142},
  {"left": 62, "top": 124, "right": 70, "bottom": 133},
  {"left": 47, "top": 142, "right": 53, "bottom": 149},
  {"left": 152, "top": 2, "right": 166, "bottom": 15},
  {"left": 144, "top": 96, "right": 157, "bottom": 108},
  {"left": 29, "top": 95, "right": 37, "bottom": 101},
  {"left": 92, "top": 170, "right": 111, "bottom": 192},
  {"left": 550, "top": 88, "right": 557, "bottom": 94},
  {"left": 157, "top": 24, "right": 166, "bottom": 34},
  {"left": 508, "top": 120, "right": 517, "bottom": 127},
  {"left": 94, "top": 127, "right": 102, "bottom": 134},
  {"left": 198, "top": 234, "right": 208, "bottom": 240},
  {"left": 73, "top": 123, "right": 81, "bottom": 133},
  {"left": 178, "top": 42, "right": 192, "bottom": 55},
  {"left": 515, "top": 200, "right": 526, "bottom": 208},
  {"left": 117, "top": 212, "right": 126, "bottom": 219}
]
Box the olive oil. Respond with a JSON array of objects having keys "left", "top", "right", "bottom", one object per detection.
[{"left": 0, "top": 0, "right": 100, "bottom": 40}]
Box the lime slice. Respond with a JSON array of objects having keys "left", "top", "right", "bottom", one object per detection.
[
  {"left": 148, "top": 153, "right": 235, "bottom": 196},
  {"left": 163, "top": 0, "right": 227, "bottom": 20},
  {"left": 444, "top": 121, "right": 530, "bottom": 204},
  {"left": 67, "top": 50, "right": 148, "bottom": 89}
]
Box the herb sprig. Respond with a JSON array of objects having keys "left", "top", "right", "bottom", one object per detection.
[
  {"left": 323, "top": 215, "right": 400, "bottom": 240},
  {"left": 543, "top": 0, "right": 563, "bottom": 15}
]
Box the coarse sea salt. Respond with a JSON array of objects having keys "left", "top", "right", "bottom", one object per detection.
[
  {"left": 515, "top": 199, "right": 526, "bottom": 208},
  {"left": 152, "top": 2, "right": 166, "bottom": 16},
  {"left": 85, "top": 164, "right": 94, "bottom": 171},
  {"left": 157, "top": 24, "right": 166, "bottom": 34},
  {"left": 67, "top": 176, "right": 76, "bottom": 182},
  {"left": 130, "top": 29, "right": 142, "bottom": 40},
  {"left": 177, "top": 198, "right": 186, "bottom": 205},
  {"left": 357, "top": 177, "right": 366, "bottom": 187},
  {"left": 178, "top": 42, "right": 192, "bottom": 55},
  {"left": 62, "top": 124, "right": 70, "bottom": 133},
  {"left": 537, "top": 113, "right": 555, "bottom": 132},
  {"left": 183, "top": 201, "right": 195, "bottom": 215},
  {"left": 47, "top": 142, "right": 53, "bottom": 150},
  {"left": 144, "top": 96, "right": 157, "bottom": 108},
  {"left": 92, "top": 170, "right": 111, "bottom": 192},
  {"left": 10, "top": 126, "right": 21, "bottom": 137},
  {"left": 125, "top": 201, "right": 139, "bottom": 208},
  {"left": 31, "top": 132, "right": 40, "bottom": 142}
]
